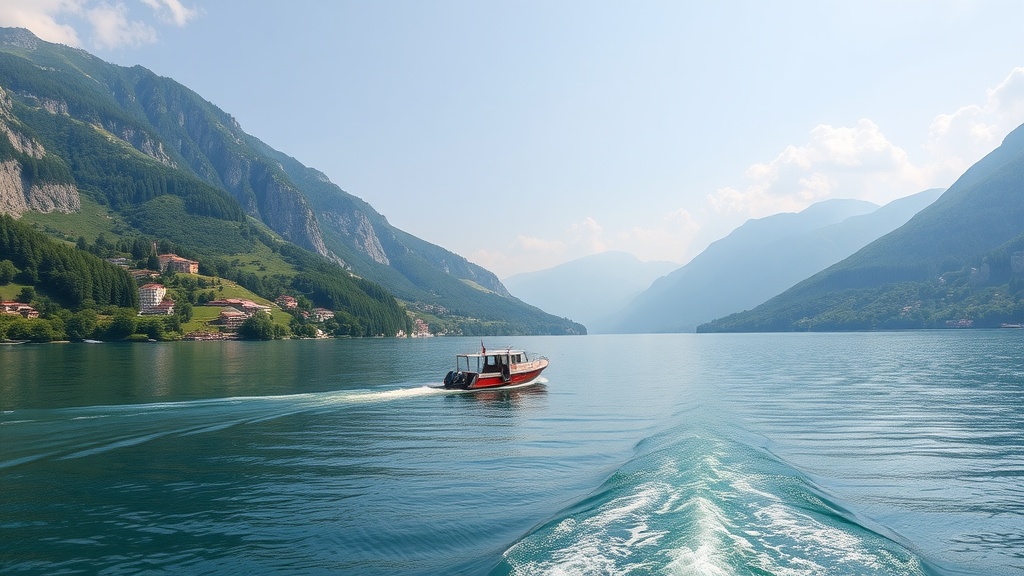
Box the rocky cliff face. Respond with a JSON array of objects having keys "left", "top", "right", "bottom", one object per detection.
[
  {"left": 322, "top": 209, "right": 390, "bottom": 265},
  {"left": 128, "top": 73, "right": 331, "bottom": 258},
  {"left": 0, "top": 159, "right": 79, "bottom": 216},
  {"left": 0, "top": 86, "right": 79, "bottom": 217},
  {"left": 257, "top": 170, "right": 329, "bottom": 256}
]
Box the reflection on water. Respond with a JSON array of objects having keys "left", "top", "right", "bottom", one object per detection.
[{"left": 444, "top": 383, "right": 548, "bottom": 410}]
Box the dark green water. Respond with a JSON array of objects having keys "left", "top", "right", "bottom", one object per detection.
[{"left": 1, "top": 333, "right": 1022, "bottom": 574}]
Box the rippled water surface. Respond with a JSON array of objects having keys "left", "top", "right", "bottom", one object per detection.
[{"left": 1, "top": 333, "right": 1022, "bottom": 574}]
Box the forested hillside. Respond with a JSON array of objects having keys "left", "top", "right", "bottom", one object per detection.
[
  {"left": 0, "top": 27, "right": 583, "bottom": 336},
  {"left": 0, "top": 214, "right": 136, "bottom": 308}
]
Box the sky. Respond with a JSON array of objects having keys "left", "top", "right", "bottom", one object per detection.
[{"left": 3, "top": 1, "right": 1024, "bottom": 278}]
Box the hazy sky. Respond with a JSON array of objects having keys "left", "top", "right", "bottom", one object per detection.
[{"left": 4, "top": 1, "right": 1024, "bottom": 277}]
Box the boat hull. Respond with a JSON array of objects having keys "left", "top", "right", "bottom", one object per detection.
[{"left": 443, "top": 361, "right": 548, "bottom": 390}]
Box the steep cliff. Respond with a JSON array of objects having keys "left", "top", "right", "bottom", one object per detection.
[
  {"left": 0, "top": 85, "right": 78, "bottom": 217},
  {"left": 127, "top": 71, "right": 329, "bottom": 257}
]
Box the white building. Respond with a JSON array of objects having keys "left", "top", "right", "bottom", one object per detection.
[{"left": 139, "top": 283, "right": 167, "bottom": 311}]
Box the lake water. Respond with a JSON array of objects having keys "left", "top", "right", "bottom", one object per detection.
[{"left": 1, "top": 332, "right": 1022, "bottom": 575}]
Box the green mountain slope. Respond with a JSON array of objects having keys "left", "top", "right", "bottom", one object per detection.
[
  {"left": 598, "top": 192, "right": 939, "bottom": 333},
  {"left": 0, "top": 27, "right": 582, "bottom": 335},
  {"left": 700, "top": 123, "right": 1024, "bottom": 332}
]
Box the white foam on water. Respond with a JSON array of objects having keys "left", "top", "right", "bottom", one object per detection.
[
  {"left": 2, "top": 384, "right": 458, "bottom": 469},
  {"left": 507, "top": 433, "right": 928, "bottom": 576},
  {"left": 336, "top": 385, "right": 448, "bottom": 404},
  {"left": 505, "top": 482, "right": 674, "bottom": 575}
]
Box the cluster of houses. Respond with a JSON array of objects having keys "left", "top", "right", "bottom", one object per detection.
[
  {"left": 275, "top": 294, "right": 335, "bottom": 322},
  {"left": 0, "top": 301, "right": 39, "bottom": 319},
  {"left": 411, "top": 318, "right": 433, "bottom": 338},
  {"left": 208, "top": 298, "right": 272, "bottom": 329},
  {"left": 107, "top": 253, "right": 199, "bottom": 276},
  {"left": 138, "top": 280, "right": 277, "bottom": 330},
  {"left": 116, "top": 251, "right": 428, "bottom": 338}
]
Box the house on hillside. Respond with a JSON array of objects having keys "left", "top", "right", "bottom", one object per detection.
[
  {"left": 275, "top": 294, "right": 298, "bottom": 310},
  {"left": 0, "top": 301, "right": 39, "bottom": 319},
  {"left": 139, "top": 284, "right": 166, "bottom": 309},
  {"left": 131, "top": 269, "right": 159, "bottom": 281},
  {"left": 157, "top": 253, "right": 199, "bottom": 274},
  {"left": 312, "top": 308, "right": 334, "bottom": 322},
  {"left": 139, "top": 283, "right": 175, "bottom": 315},
  {"left": 207, "top": 298, "right": 271, "bottom": 317},
  {"left": 105, "top": 257, "right": 132, "bottom": 268},
  {"left": 217, "top": 307, "right": 248, "bottom": 330},
  {"left": 142, "top": 299, "right": 175, "bottom": 316},
  {"left": 411, "top": 318, "right": 433, "bottom": 338}
]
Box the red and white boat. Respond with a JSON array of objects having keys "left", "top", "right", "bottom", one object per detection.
[{"left": 442, "top": 345, "right": 548, "bottom": 390}]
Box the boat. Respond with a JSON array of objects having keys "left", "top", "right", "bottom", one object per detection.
[{"left": 442, "top": 345, "right": 548, "bottom": 390}]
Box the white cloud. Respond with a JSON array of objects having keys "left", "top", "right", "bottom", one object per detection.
[
  {"left": 566, "top": 217, "right": 606, "bottom": 254},
  {"left": 989, "top": 67, "right": 1024, "bottom": 121},
  {"left": 0, "top": 0, "right": 200, "bottom": 50},
  {"left": 925, "top": 66, "right": 1024, "bottom": 179},
  {"left": 708, "top": 66, "right": 1024, "bottom": 220},
  {"left": 141, "top": 0, "right": 199, "bottom": 27},
  {"left": 710, "top": 119, "right": 928, "bottom": 218},
  {"left": 87, "top": 2, "right": 157, "bottom": 49},
  {"left": 0, "top": 0, "right": 85, "bottom": 46}
]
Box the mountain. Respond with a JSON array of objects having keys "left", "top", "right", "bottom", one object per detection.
[
  {"left": 502, "top": 251, "right": 678, "bottom": 327},
  {"left": 0, "top": 27, "right": 583, "bottom": 336},
  {"left": 700, "top": 122, "right": 1024, "bottom": 332},
  {"left": 595, "top": 193, "right": 940, "bottom": 333}
]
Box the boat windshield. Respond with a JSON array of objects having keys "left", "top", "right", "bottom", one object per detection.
[{"left": 456, "top": 351, "right": 527, "bottom": 373}]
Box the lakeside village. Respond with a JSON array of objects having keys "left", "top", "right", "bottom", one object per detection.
[{"left": 0, "top": 251, "right": 435, "bottom": 343}]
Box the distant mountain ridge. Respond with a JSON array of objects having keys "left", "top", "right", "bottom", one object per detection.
[
  {"left": 594, "top": 193, "right": 941, "bottom": 333},
  {"left": 0, "top": 27, "right": 583, "bottom": 335},
  {"left": 503, "top": 251, "right": 678, "bottom": 327},
  {"left": 700, "top": 122, "right": 1024, "bottom": 332}
]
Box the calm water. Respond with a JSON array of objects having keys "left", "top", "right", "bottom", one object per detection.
[{"left": 1, "top": 333, "right": 1022, "bottom": 575}]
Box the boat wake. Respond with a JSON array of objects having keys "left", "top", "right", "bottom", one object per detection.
[
  {"left": 499, "top": 430, "right": 934, "bottom": 576},
  {"left": 0, "top": 384, "right": 459, "bottom": 470}
]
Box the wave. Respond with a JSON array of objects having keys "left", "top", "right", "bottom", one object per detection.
[
  {"left": 0, "top": 384, "right": 450, "bottom": 470},
  {"left": 498, "top": 429, "right": 936, "bottom": 576}
]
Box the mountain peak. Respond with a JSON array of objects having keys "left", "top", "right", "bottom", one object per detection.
[{"left": 0, "top": 28, "right": 41, "bottom": 50}]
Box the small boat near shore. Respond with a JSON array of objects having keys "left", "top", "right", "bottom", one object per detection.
[{"left": 442, "top": 345, "right": 548, "bottom": 390}]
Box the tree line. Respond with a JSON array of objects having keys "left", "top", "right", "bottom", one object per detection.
[{"left": 0, "top": 214, "right": 137, "bottom": 309}]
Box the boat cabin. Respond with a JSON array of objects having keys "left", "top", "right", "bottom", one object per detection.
[{"left": 455, "top": 350, "right": 528, "bottom": 376}]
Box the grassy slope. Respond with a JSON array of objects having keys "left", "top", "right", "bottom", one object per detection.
[
  {"left": 176, "top": 274, "right": 292, "bottom": 334},
  {"left": 18, "top": 195, "right": 121, "bottom": 243}
]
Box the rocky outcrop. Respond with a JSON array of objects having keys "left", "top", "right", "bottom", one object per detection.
[
  {"left": 0, "top": 28, "right": 39, "bottom": 50},
  {"left": 0, "top": 159, "right": 79, "bottom": 217},
  {"left": 326, "top": 210, "right": 390, "bottom": 265},
  {"left": 27, "top": 181, "right": 79, "bottom": 213},
  {"left": 259, "top": 174, "right": 328, "bottom": 256},
  {"left": 1012, "top": 252, "right": 1024, "bottom": 275},
  {"left": 15, "top": 93, "right": 68, "bottom": 116},
  {"left": 103, "top": 120, "right": 175, "bottom": 167},
  {"left": 0, "top": 85, "right": 79, "bottom": 217},
  {"left": 128, "top": 76, "right": 332, "bottom": 258},
  {"left": 0, "top": 160, "right": 26, "bottom": 215},
  {"left": 0, "top": 85, "right": 45, "bottom": 159}
]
